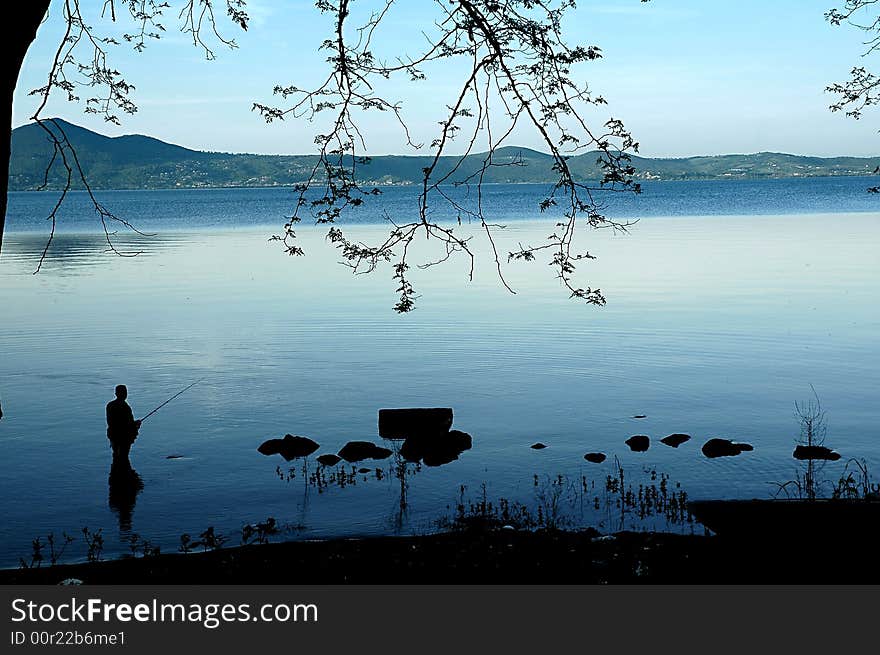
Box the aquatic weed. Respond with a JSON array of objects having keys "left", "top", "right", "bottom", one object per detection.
[
  {"left": 18, "top": 537, "right": 44, "bottom": 570},
  {"left": 127, "top": 533, "right": 160, "bottom": 558},
  {"left": 241, "top": 517, "right": 279, "bottom": 545},
  {"left": 832, "top": 458, "right": 878, "bottom": 499},
  {"left": 47, "top": 532, "right": 75, "bottom": 566},
  {"left": 82, "top": 527, "right": 104, "bottom": 563}
]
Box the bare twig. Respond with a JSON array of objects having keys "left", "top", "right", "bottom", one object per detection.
[
  {"left": 27, "top": 0, "right": 247, "bottom": 266},
  {"left": 255, "top": 0, "right": 642, "bottom": 312},
  {"left": 827, "top": 1, "right": 880, "bottom": 118}
]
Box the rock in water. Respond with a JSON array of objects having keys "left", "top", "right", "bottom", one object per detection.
[
  {"left": 337, "top": 441, "right": 377, "bottom": 462},
  {"left": 531, "top": 442, "right": 547, "bottom": 450},
  {"left": 660, "top": 433, "right": 691, "bottom": 448},
  {"left": 257, "top": 439, "right": 283, "bottom": 456},
  {"left": 338, "top": 441, "right": 392, "bottom": 462},
  {"left": 701, "top": 438, "right": 753, "bottom": 459},
  {"left": 400, "top": 430, "right": 472, "bottom": 467},
  {"left": 316, "top": 454, "right": 342, "bottom": 466},
  {"left": 422, "top": 430, "right": 472, "bottom": 466},
  {"left": 258, "top": 434, "right": 319, "bottom": 461},
  {"left": 793, "top": 445, "right": 841, "bottom": 461},
  {"left": 625, "top": 435, "right": 650, "bottom": 452},
  {"left": 279, "top": 434, "right": 320, "bottom": 461},
  {"left": 449, "top": 430, "right": 472, "bottom": 449},
  {"left": 584, "top": 452, "right": 607, "bottom": 464}
]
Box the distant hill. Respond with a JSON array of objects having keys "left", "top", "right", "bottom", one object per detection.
[{"left": 9, "top": 119, "right": 880, "bottom": 191}]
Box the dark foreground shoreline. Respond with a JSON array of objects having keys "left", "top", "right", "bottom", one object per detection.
[{"left": 4, "top": 528, "right": 879, "bottom": 584}]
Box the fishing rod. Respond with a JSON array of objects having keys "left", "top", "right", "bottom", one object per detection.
[{"left": 139, "top": 378, "right": 204, "bottom": 422}]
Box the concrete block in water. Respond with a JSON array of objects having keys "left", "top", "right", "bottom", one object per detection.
[{"left": 378, "top": 408, "right": 453, "bottom": 438}]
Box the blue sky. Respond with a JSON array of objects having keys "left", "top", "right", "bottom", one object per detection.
[{"left": 13, "top": 0, "right": 880, "bottom": 157}]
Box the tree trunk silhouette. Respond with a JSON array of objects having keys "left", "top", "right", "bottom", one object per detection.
[{"left": 1, "top": 0, "right": 50, "bottom": 259}]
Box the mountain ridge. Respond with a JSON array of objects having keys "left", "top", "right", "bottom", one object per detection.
[{"left": 10, "top": 119, "right": 880, "bottom": 190}]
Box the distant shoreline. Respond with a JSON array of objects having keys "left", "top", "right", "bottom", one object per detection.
[
  {"left": 9, "top": 172, "right": 880, "bottom": 194},
  {"left": 12, "top": 120, "right": 880, "bottom": 192}
]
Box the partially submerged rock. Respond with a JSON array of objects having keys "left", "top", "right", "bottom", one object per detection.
[
  {"left": 257, "top": 439, "right": 282, "bottom": 456},
  {"left": 337, "top": 441, "right": 392, "bottom": 463},
  {"left": 701, "top": 438, "right": 753, "bottom": 459},
  {"left": 660, "top": 433, "right": 691, "bottom": 448},
  {"left": 316, "top": 454, "right": 342, "bottom": 467},
  {"left": 378, "top": 408, "right": 453, "bottom": 439},
  {"left": 401, "top": 430, "right": 472, "bottom": 467},
  {"left": 258, "top": 434, "right": 320, "bottom": 461},
  {"left": 584, "top": 452, "right": 607, "bottom": 464},
  {"left": 632, "top": 414, "right": 647, "bottom": 419},
  {"left": 625, "top": 435, "right": 650, "bottom": 452},
  {"left": 531, "top": 442, "right": 548, "bottom": 450},
  {"left": 793, "top": 445, "right": 841, "bottom": 461}
]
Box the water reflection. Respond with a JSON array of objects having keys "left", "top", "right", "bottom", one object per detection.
[
  {"left": 2, "top": 232, "right": 180, "bottom": 274},
  {"left": 107, "top": 457, "right": 144, "bottom": 534}
]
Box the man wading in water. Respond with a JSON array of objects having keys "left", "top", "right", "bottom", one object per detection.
[{"left": 106, "top": 384, "right": 141, "bottom": 463}]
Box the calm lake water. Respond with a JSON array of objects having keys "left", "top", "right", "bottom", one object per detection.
[{"left": 1, "top": 177, "right": 879, "bottom": 567}]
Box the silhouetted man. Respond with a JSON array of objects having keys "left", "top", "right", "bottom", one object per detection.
[{"left": 106, "top": 385, "right": 141, "bottom": 461}]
